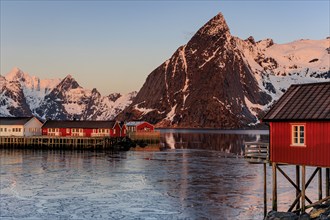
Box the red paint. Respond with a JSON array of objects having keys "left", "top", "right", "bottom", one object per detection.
[
  {"left": 136, "top": 122, "right": 154, "bottom": 132},
  {"left": 121, "top": 124, "right": 127, "bottom": 137},
  {"left": 42, "top": 121, "right": 127, "bottom": 138},
  {"left": 270, "top": 121, "right": 330, "bottom": 167}
]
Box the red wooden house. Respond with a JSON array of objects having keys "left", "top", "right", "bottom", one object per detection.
[
  {"left": 42, "top": 120, "right": 126, "bottom": 138},
  {"left": 263, "top": 82, "right": 330, "bottom": 168},
  {"left": 126, "top": 121, "right": 155, "bottom": 133}
]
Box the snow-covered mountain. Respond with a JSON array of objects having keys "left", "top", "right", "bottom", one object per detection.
[
  {"left": 0, "top": 68, "right": 136, "bottom": 120},
  {"left": 4, "top": 67, "right": 61, "bottom": 112},
  {"left": 117, "top": 13, "right": 329, "bottom": 128}
]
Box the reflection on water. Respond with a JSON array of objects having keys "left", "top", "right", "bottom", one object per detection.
[
  {"left": 0, "top": 130, "right": 323, "bottom": 219},
  {"left": 161, "top": 129, "right": 269, "bottom": 155}
]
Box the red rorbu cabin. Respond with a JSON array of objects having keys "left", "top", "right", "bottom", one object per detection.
[
  {"left": 126, "top": 121, "right": 155, "bottom": 133},
  {"left": 42, "top": 120, "right": 126, "bottom": 138},
  {"left": 262, "top": 82, "right": 330, "bottom": 168}
]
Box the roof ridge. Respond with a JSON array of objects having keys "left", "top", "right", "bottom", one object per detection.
[{"left": 291, "top": 81, "right": 330, "bottom": 87}]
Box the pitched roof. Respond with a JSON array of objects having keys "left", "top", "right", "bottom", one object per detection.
[
  {"left": 263, "top": 82, "right": 330, "bottom": 121},
  {"left": 0, "top": 117, "right": 34, "bottom": 126},
  {"left": 42, "top": 120, "right": 117, "bottom": 129},
  {"left": 126, "top": 121, "right": 144, "bottom": 126}
]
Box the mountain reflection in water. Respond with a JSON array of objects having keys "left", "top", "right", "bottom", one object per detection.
[{"left": 161, "top": 129, "right": 269, "bottom": 155}]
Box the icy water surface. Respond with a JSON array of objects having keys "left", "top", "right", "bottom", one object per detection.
[{"left": 0, "top": 130, "right": 323, "bottom": 219}]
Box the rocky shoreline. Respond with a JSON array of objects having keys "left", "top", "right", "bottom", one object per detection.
[{"left": 265, "top": 199, "right": 330, "bottom": 220}]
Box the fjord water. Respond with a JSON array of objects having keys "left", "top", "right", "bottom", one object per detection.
[{"left": 0, "top": 130, "right": 321, "bottom": 219}]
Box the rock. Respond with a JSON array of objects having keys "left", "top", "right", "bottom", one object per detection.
[
  {"left": 265, "top": 210, "right": 298, "bottom": 220},
  {"left": 319, "top": 211, "right": 330, "bottom": 220},
  {"left": 299, "top": 213, "right": 311, "bottom": 220},
  {"left": 309, "top": 205, "right": 330, "bottom": 219}
]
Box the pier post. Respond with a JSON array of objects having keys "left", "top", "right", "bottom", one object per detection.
[
  {"left": 318, "top": 168, "right": 322, "bottom": 201},
  {"left": 301, "top": 165, "right": 306, "bottom": 213},
  {"left": 264, "top": 163, "right": 267, "bottom": 217},
  {"left": 272, "top": 162, "right": 277, "bottom": 211},
  {"left": 326, "top": 168, "right": 330, "bottom": 197},
  {"left": 296, "top": 165, "right": 300, "bottom": 210}
]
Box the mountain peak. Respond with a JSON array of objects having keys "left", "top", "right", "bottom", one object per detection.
[
  {"left": 5, "top": 67, "right": 25, "bottom": 81},
  {"left": 197, "top": 12, "right": 230, "bottom": 37},
  {"left": 58, "top": 74, "right": 80, "bottom": 90}
]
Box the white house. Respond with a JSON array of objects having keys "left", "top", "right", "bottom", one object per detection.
[{"left": 0, "top": 117, "right": 43, "bottom": 137}]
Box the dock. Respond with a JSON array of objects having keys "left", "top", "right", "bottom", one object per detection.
[
  {"left": 244, "top": 141, "right": 269, "bottom": 164},
  {"left": 244, "top": 141, "right": 270, "bottom": 217},
  {"left": 0, "top": 136, "right": 129, "bottom": 150},
  {"left": 244, "top": 141, "right": 330, "bottom": 218}
]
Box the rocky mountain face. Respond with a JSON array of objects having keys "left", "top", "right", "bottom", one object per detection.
[
  {"left": 0, "top": 68, "right": 136, "bottom": 120},
  {"left": 0, "top": 76, "right": 32, "bottom": 116},
  {"left": 117, "top": 13, "right": 330, "bottom": 128}
]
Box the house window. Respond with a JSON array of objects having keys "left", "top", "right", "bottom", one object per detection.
[
  {"left": 292, "top": 125, "right": 305, "bottom": 146},
  {"left": 66, "top": 128, "right": 70, "bottom": 133}
]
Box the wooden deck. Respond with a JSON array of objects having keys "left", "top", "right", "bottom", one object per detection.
[{"left": 244, "top": 141, "right": 269, "bottom": 164}]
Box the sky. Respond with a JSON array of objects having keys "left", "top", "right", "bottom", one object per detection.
[{"left": 1, "top": 0, "right": 329, "bottom": 95}]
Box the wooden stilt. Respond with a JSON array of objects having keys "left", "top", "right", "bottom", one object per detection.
[
  {"left": 264, "top": 163, "right": 267, "bottom": 218},
  {"left": 272, "top": 162, "right": 277, "bottom": 211},
  {"left": 288, "top": 167, "right": 319, "bottom": 212},
  {"left": 301, "top": 165, "right": 306, "bottom": 213},
  {"left": 277, "top": 165, "right": 313, "bottom": 204},
  {"left": 296, "top": 165, "right": 300, "bottom": 211},
  {"left": 326, "top": 168, "right": 330, "bottom": 197},
  {"left": 318, "top": 167, "right": 322, "bottom": 201}
]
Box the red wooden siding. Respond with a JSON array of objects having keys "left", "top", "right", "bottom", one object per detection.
[
  {"left": 121, "top": 125, "right": 127, "bottom": 137},
  {"left": 136, "top": 122, "right": 154, "bottom": 132},
  {"left": 42, "top": 127, "right": 119, "bottom": 137},
  {"left": 270, "top": 122, "right": 330, "bottom": 167},
  {"left": 112, "top": 123, "right": 121, "bottom": 137}
]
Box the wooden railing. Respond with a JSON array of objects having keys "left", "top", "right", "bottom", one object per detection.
[{"left": 244, "top": 141, "right": 269, "bottom": 164}]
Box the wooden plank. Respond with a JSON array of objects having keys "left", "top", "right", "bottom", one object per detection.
[
  {"left": 302, "top": 165, "right": 306, "bottom": 213},
  {"left": 272, "top": 162, "right": 277, "bottom": 211},
  {"left": 326, "top": 168, "right": 330, "bottom": 197},
  {"left": 264, "top": 163, "right": 267, "bottom": 218},
  {"left": 296, "top": 166, "right": 300, "bottom": 210},
  {"left": 319, "top": 168, "right": 322, "bottom": 201}
]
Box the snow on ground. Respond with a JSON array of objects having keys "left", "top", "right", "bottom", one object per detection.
[
  {"left": 213, "top": 96, "right": 234, "bottom": 115},
  {"left": 199, "top": 47, "right": 221, "bottom": 69},
  {"left": 133, "top": 102, "right": 156, "bottom": 116},
  {"left": 166, "top": 104, "right": 177, "bottom": 122},
  {"left": 264, "top": 39, "right": 330, "bottom": 75},
  {"left": 244, "top": 96, "right": 265, "bottom": 117}
]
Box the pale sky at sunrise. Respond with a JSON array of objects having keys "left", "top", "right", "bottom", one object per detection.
[{"left": 1, "top": 0, "right": 329, "bottom": 95}]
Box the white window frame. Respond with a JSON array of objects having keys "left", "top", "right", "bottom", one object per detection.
[{"left": 291, "top": 124, "right": 306, "bottom": 147}]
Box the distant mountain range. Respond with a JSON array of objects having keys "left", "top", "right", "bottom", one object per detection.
[
  {"left": 0, "top": 67, "right": 136, "bottom": 120},
  {"left": 1, "top": 13, "right": 329, "bottom": 128},
  {"left": 116, "top": 13, "right": 329, "bottom": 128}
]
